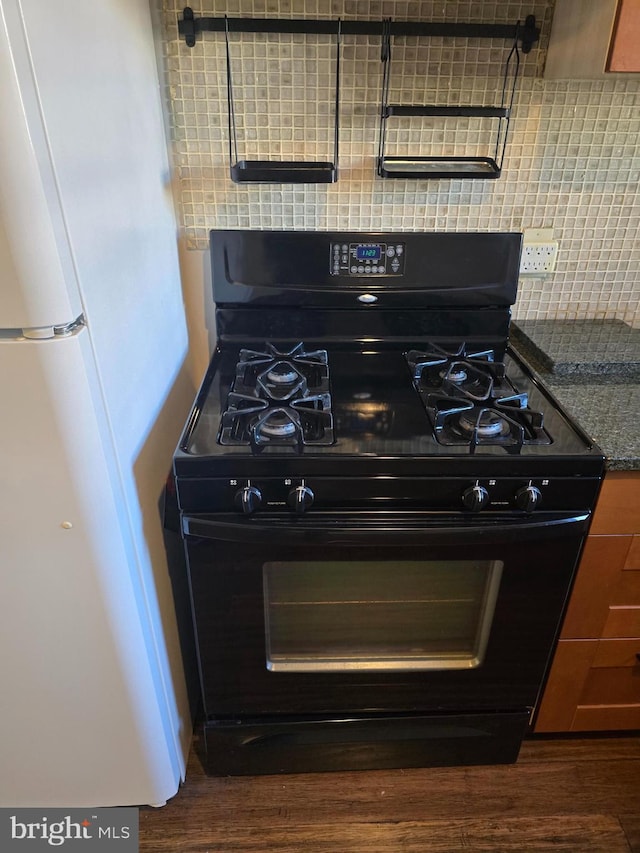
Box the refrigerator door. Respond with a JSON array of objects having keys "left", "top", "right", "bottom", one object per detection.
[
  {"left": 0, "top": 0, "right": 194, "bottom": 806},
  {"left": 0, "top": 327, "right": 182, "bottom": 807},
  {"left": 0, "top": 2, "right": 82, "bottom": 330},
  {"left": 5, "top": 0, "right": 194, "bottom": 505}
]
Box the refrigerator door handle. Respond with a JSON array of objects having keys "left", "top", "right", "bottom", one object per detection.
[{"left": 20, "top": 315, "right": 85, "bottom": 340}]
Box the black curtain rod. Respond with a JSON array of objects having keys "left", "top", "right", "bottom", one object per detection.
[{"left": 179, "top": 8, "right": 539, "bottom": 53}]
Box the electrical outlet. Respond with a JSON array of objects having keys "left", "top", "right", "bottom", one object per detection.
[{"left": 519, "top": 229, "right": 559, "bottom": 274}]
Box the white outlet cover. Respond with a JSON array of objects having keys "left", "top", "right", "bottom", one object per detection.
[{"left": 523, "top": 228, "right": 555, "bottom": 243}]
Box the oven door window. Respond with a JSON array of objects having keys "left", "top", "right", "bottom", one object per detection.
[{"left": 263, "top": 559, "right": 503, "bottom": 672}]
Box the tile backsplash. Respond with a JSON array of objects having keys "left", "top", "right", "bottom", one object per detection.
[{"left": 161, "top": 1, "right": 640, "bottom": 326}]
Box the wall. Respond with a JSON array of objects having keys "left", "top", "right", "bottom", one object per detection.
[{"left": 160, "top": 0, "right": 640, "bottom": 370}]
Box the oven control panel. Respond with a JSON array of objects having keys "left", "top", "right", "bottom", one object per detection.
[
  {"left": 330, "top": 242, "right": 406, "bottom": 276},
  {"left": 177, "top": 476, "right": 602, "bottom": 516}
]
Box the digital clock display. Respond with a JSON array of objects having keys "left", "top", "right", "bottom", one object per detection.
[{"left": 356, "top": 245, "right": 382, "bottom": 261}]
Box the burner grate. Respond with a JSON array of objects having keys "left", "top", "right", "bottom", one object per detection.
[
  {"left": 235, "top": 343, "right": 330, "bottom": 393},
  {"left": 218, "top": 343, "right": 334, "bottom": 451},
  {"left": 407, "top": 344, "right": 552, "bottom": 450}
]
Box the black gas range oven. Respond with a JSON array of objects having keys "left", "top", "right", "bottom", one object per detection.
[{"left": 173, "top": 230, "right": 604, "bottom": 776}]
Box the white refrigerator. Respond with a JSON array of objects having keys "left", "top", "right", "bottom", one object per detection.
[{"left": 0, "top": 0, "right": 194, "bottom": 806}]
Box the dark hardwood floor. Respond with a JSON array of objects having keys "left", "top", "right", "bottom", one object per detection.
[{"left": 140, "top": 733, "right": 640, "bottom": 852}]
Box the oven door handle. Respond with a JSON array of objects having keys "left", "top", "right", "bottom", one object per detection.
[{"left": 181, "top": 511, "right": 591, "bottom": 546}]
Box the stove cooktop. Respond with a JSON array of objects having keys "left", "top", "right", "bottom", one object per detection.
[{"left": 180, "top": 340, "right": 600, "bottom": 462}]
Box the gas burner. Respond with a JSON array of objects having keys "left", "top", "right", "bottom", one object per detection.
[
  {"left": 424, "top": 392, "right": 552, "bottom": 451},
  {"left": 259, "top": 410, "right": 299, "bottom": 437},
  {"left": 236, "top": 343, "right": 330, "bottom": 396},
  {"left": 444, "top": 361, "right": 494, "bottom": 401},
  {"left": 407, "top": 344, "right": 501, "bottom": 403},
  {"left": 459, "top": 409, "right": 510, "bottom": 438},
  {"left": 266, "top": 363, "right": 301, "bottom": 385},
  {"left": 256, "top": 361, "right": 308, "bottom": 402},
  {"left": 219, "top": 394, "right": 334, "bottom": 451},
  {"left": 250, "top": 398, "right": 334, "bottom": 453},
  {"left": 441, "top": 365, "right": 468, "bottom": 385},
  {"left": 218, "top": 342, "right": 334, "bottom": 451}
]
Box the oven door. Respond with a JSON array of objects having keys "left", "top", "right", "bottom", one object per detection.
[{"left": 183, "top": 510, "right": 589, "bottom": 718}]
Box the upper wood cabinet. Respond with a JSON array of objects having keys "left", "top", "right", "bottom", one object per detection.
[
  {"left": 608, "top": 0, "right": 640, "bottom": 70},
  {"left": 545, "top": 0, "right": 640, "bottom": 78}
]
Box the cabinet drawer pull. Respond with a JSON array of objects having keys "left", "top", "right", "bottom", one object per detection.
[{"left": 636, "top": 653, "right": 640, "bottom": 663}]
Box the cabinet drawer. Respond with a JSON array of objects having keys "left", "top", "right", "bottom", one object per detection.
[
  {"left": 572, "top": 634, "right": 640, "bottom": 730},
  {"left": 560, "top": 536, "right": 632, "bottom": 638},
  {"left": 602, "top": 606, "right": 640, "bottom": 638},
  {"left": 611, "top": 570, "right": 640, "bottom": 606},
  {"left": 590, "top": 473, "right": 640, "bottom": 535},
  {"left": 580, "top": 663, "right": 640, "bottom": 705},
  {"left": 625, "top": 536, "right": 640, "bottom": 570},
  {"left": 534, "top": 640, "right": 597, "bottom": 732},
  {"left": 535, "top": 638, "right": 640, "bottom": 733},
  {"left": 572, "top": 705, "right": 640, "bottom": 731},
  {"left": 592, "top": 638, "right": 640, "bottom": 667}
]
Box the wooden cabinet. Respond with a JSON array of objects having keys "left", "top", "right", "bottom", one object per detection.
[
  {"left": 545, "top": 0, "right": 640, "bottom": 78},
  {"left": 534, "top": 471, "right": 640, "bottom": 732},
  {"left": 608, "top": 0, "right": 640, "bottom": 71}
]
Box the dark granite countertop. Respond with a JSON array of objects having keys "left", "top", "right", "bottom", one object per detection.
[
  {"left": 510, "top": 320, "right": 640, "bottom": 472},
  {"left": 511, "top": 319, "right": 640, "bottom": 377}
]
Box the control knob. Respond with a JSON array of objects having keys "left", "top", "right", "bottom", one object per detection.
[
  {"left": 287, "top": 485, "right": 314, "bottom": 514},
  {"left": 515, "top": 485, "right": 542, "bottom": 513},
  {"left": 234, "top": 485, "right": 262, "bottom": 515},
  {"left": 462, "top": 484, "right": 489, "bottom": 512}
]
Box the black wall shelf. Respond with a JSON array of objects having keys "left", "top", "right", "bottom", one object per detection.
[
  {"left": 385, "top": 106, "right": 510, "bottom": 119},
  {"left": 377, "top": 19, "right": 522, "bottom": 180},
  {"left": 224, "top": 17, "right": 341, "bottom": 184}
]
